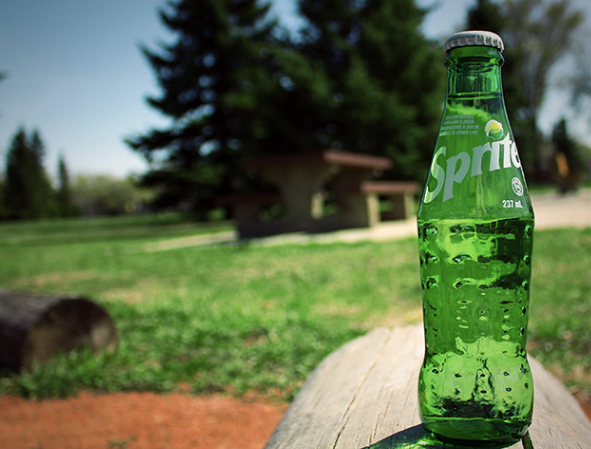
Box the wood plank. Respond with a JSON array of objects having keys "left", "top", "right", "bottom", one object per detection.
[
  {"left": 264, "top": 325, "right": 591, "bottom": 449},
  {"left": 243, "top": 149, "right": 392, "bottom": 170}
]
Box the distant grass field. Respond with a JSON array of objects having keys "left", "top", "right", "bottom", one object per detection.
[{"left": 0, "top": 215, "right": 588, "bottom": 409}]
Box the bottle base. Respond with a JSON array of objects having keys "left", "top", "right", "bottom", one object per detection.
[{"left": 423, "top": 417, "right": 529, "bottom": 446}]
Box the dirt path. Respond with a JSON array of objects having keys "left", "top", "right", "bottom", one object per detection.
[{"left": 0, "top": 391, "right": 287, "bottom": 449}]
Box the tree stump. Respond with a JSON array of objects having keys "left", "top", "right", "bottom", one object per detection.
[{"left": 0, "top": 289, "right": 118, "bottom": 370}]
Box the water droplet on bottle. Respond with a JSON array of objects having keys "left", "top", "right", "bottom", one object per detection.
[
  {"left": 523, "top": 255, "right": 530, "bottom": 265},
  {"left": 521, "top": 307, "right": 527, "bottom": 315},
  {"left": 426, "top": 278, "right": 438, "bottom": 289},
  {"left": 455, "top": 388, "right": 460, "bottom": 395},
  {"left": 524, "top": 225, "right": 533, "bottom": 239},
  {"left": 522, "top": 281, "right": 529, "bottom": 291},
  {"left": 426, "top": 253, "right": 439, "bottom": 264},
  {"left": 452, "top": 254, "right": 470, "bottom": 263},
  {"left": 503, "top": 371, "right": 510, "bottom": 376},
  {"left": 424, "top": 224, "right": 438, "bottom": 237},
  {"left": 506, "top": 387, "right": 512, "bottom": 392}
]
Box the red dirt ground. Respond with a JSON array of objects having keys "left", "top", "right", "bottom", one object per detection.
[
  {"left": 0, "top": 391, "right": 288, "bottom": 449},
  {"left": 1, "top": 390, "right": 588, "bottom": 449}
]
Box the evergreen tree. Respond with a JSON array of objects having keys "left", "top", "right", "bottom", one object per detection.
[
  {"left": 30, "top": 130, "right": 56, "bottom": 217},
  {"left": 126, "top": 0, "right": 277, "bottom": 215},
  {"left": 294, "top": 0, "right": 445, "bottom": 180},
  {"left": 2, "top": 127, "right": 54, "bottom": 220},
  {"left": 56, "top": 154, "right": 77, "bottom": 217}
]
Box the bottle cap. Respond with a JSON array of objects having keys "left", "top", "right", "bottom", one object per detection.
[{"left": 444, "top": 30, "right": 504, "bottom": 52}]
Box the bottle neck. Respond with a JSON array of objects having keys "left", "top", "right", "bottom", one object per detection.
[{"left": 445, "top": 46, "right": 505, "bottom": 101}]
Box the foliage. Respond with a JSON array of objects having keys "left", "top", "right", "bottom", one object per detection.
[
  {"left": 466, "top": 0, "right": 584, "bottom": 181},
  {"left": 1, "top": 127, "right": 56, "bottom": 220},
  {"left": 0, "top": 216, "right": 588, "bottom": 408},
  {"left": 552, "top": 117, "right": 585, "bottom": 171},
  {"left": 71, "top": 174, "right": 154, "bottom": 216},
  {"left": 55, "top": 155, "right": 78, "bottom": 217},
  {"left": 128, "top": 0, "right": 445, "bottom": 215},
  {"left": 293, "top": 0, "right": 445, "bottom": 181},
  {"left": 0, "top": 128, "right": 145, "bottom": 220},
  {"left": 126, "top": 0, "right": 277, "bottom": 216}
]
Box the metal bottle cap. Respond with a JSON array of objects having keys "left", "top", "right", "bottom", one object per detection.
[{"left": 444, "top": 30, "right": 504, "bottom": 52}]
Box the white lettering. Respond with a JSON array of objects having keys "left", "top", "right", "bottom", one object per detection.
[
  {"left": 423, "top": 147, "right": 446, "bottom": 204},
  {"left": 471, "top": 143, "right": 500, "bottom": 177},
  {"left": 425, "top": 138, "right": 522, "bottom": 203},
  {"left": 511, "top": 141, "right": 521, "bottom": 168},
  {"left": 500, "top": 137, "right": 512, "bottom": 168},
  {"left": 444, "top": 152, "right": 470, "bottom": 201}
]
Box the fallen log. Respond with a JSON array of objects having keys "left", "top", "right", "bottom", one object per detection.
[
  {"left": 0, "top": 289, "right": 118, "bottom": 370},
  {"left": 264, "top": 325, "right": 591, "bottom": 449}
]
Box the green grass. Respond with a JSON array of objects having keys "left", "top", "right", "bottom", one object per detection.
[{"left": 0, "top": 215, "right": 589, "bottom": 408}]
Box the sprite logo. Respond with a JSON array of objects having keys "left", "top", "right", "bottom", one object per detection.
[
  {"left": 424, "top": 136, "right": 522, "bottom": 203},
  {"left": 485, "top": 120, "right": 504, "bottom": 140}
]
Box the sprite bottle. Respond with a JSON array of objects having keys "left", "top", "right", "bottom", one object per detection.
[{"left": 417, "top": 31, "right": 534, "bottom": 444}]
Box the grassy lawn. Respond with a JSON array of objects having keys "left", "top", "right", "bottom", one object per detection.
[{"left": 0, "top": 215, "right": 588, "bottom": 409}]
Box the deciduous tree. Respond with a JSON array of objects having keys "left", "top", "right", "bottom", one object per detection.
[{"left": 466, "top": 0, "right": 584, "bottom": 180}]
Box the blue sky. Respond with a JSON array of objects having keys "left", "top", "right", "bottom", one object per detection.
[{"left": 0, "top": 0, "right": 589, "bottom": 178}]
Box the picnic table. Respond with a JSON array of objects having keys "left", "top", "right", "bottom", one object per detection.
[
  {"left": 265, "top": 325, "right": 591, "bottom": 449},
  {"left": 220, "top": 150, "right": 418, "bottom": 238}
]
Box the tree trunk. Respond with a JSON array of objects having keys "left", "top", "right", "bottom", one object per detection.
[{"left": 0, "top": 289, "right": 118, "bottom": 371}]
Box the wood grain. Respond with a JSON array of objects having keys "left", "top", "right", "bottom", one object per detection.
[{"left": 264, "top": 325, "right": 591, "bottom": 449}]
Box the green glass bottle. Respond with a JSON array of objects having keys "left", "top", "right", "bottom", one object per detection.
[{"left": 417, "top": 31, "right": 534, "bottom": 444}]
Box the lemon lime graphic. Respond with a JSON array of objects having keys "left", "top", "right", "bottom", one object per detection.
[{"left": 485, "top": 120, "right": 504, "bottom": 139}]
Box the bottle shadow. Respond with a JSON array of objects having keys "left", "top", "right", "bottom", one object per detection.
[{"left": 363, "top": 424, "right": 529, "bottom": 449}]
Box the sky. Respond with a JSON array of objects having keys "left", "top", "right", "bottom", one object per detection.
[{"left": 0, "top": 0, "right": 589, "bottom": 178}]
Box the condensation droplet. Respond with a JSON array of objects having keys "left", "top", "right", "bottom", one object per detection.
[
  {"left": 524, "top": 225, "right": 532, "bottom": 239},
  {"left": 452, "top": 254, "right": 471, "bottom": 264}
]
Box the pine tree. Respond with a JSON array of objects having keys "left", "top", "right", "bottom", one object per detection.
[
  {"left": 295, "top": 0, "right": 445, "bottom": 180},
  {"left": 56, "top": 154, "right": 77, "bottom": 217},
  {"left": 2, "top": 128, "right": 30, "bottom": 220},
  {"left": 2, "top": 127, "right": 54, "bottom": 220},
  {"left": 126, "top": 0, "right": 277, "bottom": 215}
]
